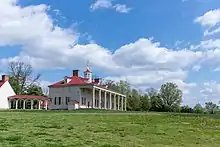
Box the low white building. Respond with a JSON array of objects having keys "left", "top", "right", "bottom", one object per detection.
[
  {"left": 0, "top": 75, "right": 49, "bottom": 110},
  {"left": 48, "top": 66, "right": 127, "bottom": 111},
  {"left": 0, "top": 75, "right": 16, "bottom": 109}
]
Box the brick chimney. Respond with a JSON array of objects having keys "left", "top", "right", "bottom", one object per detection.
[
  {"left": 2, "top": 75, "right": 9, "bottom": 81},
  {"left": 72, "top": 70, "right": 79, "bottom": 77},
  {"left": 94, "top": 78, "right": 100, "bottom": 83}
]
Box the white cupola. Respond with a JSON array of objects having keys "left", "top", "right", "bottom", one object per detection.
[{"left": 84, "top": 62, "right": 92, "bottom": 83}]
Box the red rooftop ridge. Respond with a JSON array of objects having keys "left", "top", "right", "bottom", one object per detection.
[
  {"left": 48, "top": 76, "right": 101, "bottom": 88},
  {"left": 48, "top": 69, "right": 107, "bottom": 88},
  {"left": 0, "top": 81, "right": 6, "bottom": 88},
  {"left": 8, "top": 95, "right": 48, "bottom": 99}
]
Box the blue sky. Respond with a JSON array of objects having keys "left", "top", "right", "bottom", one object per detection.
[{"left": 1, "top": 0, "right": 220, "bottom": 106}]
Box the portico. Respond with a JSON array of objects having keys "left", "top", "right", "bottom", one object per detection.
[
  {"left": 8, "top": 95, "right": 49, "bottom": 110},
  {"left": 81, "top": 85, "right": 126, "bottom": 111}
]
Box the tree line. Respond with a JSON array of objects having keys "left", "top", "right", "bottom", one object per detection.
[{"left": 103, "top": 80, "right": 220, "bottom": 114}]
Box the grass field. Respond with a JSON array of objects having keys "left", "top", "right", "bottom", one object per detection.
[{"left": 0, "top": 110, "right": 220, "bottom": 147}]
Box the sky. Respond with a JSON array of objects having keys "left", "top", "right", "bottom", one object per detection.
[{"left": 0, "top": 0, "right": 220, "bottom": 107}]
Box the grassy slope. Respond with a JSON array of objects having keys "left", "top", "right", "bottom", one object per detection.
[{"left": 0, "top": 111, "right": 219, "bottom": 147}]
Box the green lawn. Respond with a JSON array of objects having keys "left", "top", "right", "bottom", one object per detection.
[{"left": 0, "top": 111, "right": 219, "bottom": 147}]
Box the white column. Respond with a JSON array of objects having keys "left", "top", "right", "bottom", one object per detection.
[
  {"left": 125, "top": 96, "right": 127, "bottom": 111},
  {"left": 31, "top": 100, "right": 33, "bottom": 110},
  {"left": 118, "top": 95, "right": 120, "bottom": 110},
  {"left": 114, "top": 94, "right": 116, "bottom": 110},
  {"left": 38, "top": 100, "right": 41, "bottom": 110},
  {"left": 109, "top": 93, "right": 112, "bottom": 110},
  {"left": 104, "top": 91, "right": 107, "bottom": 109},
  {"left": 99, "top": 89, "right": 101, "bottom": 109},
  {"left": 92, "top": 87, "right": 95, "bottom": 108},
  {"left": 23, "top": 100, "right": 26, "bottom": 109},
  {"left": 45, "top": 100, "right": 48, "bottom": 110},
  {"left": 8, "top": 100, "right": 11, "bottom": 109},
  {"left": 15, "top": 100, "right": 18, "bottom": 109},
  {"left": 8, "top": 100, "right": 10, "bottom": 109},
  {"left": 121, "top": 96, "right": 123, "bottom": 111}
]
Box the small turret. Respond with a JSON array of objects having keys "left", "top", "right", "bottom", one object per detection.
[{"left": 84, "top": 61, "right": 92, "bottom": 83}]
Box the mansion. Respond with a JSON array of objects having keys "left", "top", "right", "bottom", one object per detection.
[
  {"left": 48, "top": 66, "right": 126, "bottom": 111},
  {"left": 0, "top": 66, "right": 126, "bottom": 111}
]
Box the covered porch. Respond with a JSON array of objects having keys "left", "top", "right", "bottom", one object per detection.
[
  {"left": 80, "top": 85, "right": 127, "bottom": 111},
  {"left": 8, "top": 95, "right": 49, "bottom": 110}
]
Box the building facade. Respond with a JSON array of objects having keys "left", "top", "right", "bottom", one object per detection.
[
  {"left": 48, "top": 66, "right": 127, "bottom": 111},
  {"left": 0, "top": 75, "right": 16, "bottom": 109},
  {"left": 0, "top": 75, "right": 49, "bottom": 110}
]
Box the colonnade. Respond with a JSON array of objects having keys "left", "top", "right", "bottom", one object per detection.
[
  {"left": 92, "top": 86, "right": 126, "bottom": 111},
  {"left": 9, "top": 99, "right": 48, "bottom": 110}
]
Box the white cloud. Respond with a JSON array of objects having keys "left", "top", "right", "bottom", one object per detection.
[
  {"left": 90, "top": 0, "right": 131, "bottom": 13},
  {"left": 113, "top": 4, "right": 131, "bottom": 13},
  {"left": 200, "top": 81, "right": 220, "bottom": 105},
  {"left": 90, "top": 0, "right": 112, "bottom": 10},
  {"left": 192, "top": 65, "right": 201, "bottom": 71},
  {"left": 0, "top": 1, "right": 220, "bottom": 106},
  {"left": 195, "top": 9, "right": 220, "bottom": 26},
  {"left": 195, "top": 9, "right": 220, "bottom": 36}
]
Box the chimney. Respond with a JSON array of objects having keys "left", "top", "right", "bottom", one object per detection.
[
  {"left": 72, "top": 70, "right": 79, "bottom": 77},
  {"left": 94, "top": 78, "right": 100, "bottom": 83},
  {"left": 2, "top": 75, "right": 9, "bottom": 81}
]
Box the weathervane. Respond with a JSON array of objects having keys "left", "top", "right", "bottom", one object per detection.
[{"left": 86, "top": 60, "right": 90, "bottom": 67}]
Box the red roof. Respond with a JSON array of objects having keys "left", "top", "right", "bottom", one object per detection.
[
  {"left": 0, "top": 81, "right": 6, "bottom": 88},
  {"left": 48, "top": 76, "right": 99, "bottom": 88},
  {"left": 8, "top": 95, "right": 48, "bottom": 99}
]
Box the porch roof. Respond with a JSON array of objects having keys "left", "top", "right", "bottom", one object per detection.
[{"left": 8, "top": 95, "right": 48, "bottom": 100}]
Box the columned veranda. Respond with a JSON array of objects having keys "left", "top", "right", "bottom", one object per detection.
[
  {"left": 8, "top": 95, "right": 48, "bottom": 110},
  {"left": 92, "top": 86, "right": 126, "bottom": 111}
]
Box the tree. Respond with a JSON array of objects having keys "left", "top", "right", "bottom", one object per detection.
[
  {"left": 205, "top": 102, "right": 219, "bottom": 114},
  {"left": 26, "top": 84, "right": 44, "bottom": 96},
  {"left": 140, "top": 94, "right": 151, "bottom": 111},
  {"left": 158, "top": 82, "right": 182, "bottom": 112},
  {"left": 193, "top": 103, "right": 205, "bottom": 114},
  {"left": 127, "top": 89, "right": 141, "bottom": 111},
  {"left": 8, "top": 61, "right": 42, "bottom": 95},
  {"left": 145, "top": 88, "right": 160, "bottom": 111},
  {"left": 180, "top": 105, "right": 193, "bottom": 113}
]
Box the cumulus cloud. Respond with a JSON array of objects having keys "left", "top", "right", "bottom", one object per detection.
[
  {"left": 200, "top": 81, "right": 220, "bottom": 105},
  {"left": 90, "top": 0, "right": 131, "bottom": 13},
  {"left": 0, "top": 1, "right": 220, "bottom": 106},
  {"left": 195, "top": 9, "right": 220, "bottom": 36}
]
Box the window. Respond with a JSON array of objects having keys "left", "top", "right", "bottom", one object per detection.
[
  {"left": 66, "top": 97, "right": 70, "bottom": 105},
  {"left": 81, "top": 97, "right": 86, "bottom": 105},
  {"left": 54, "top": 97, "right": 57, "bottom": 105},
  {"left": 58, "top": 97, "right": 62, "bottom": 105}
]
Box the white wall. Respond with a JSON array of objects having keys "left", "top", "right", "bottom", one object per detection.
[
  {"left": 0, "top": 81, "right": 15, "bottom": 109},
  {"left": 48, "top": 85, "right": 119, "bottom": 110},
  {"left": 48, "top": 86, "right": 81, "bottom": 110},
  {"left": 80, "top": 88, "right": 93, "bottom": 108}
]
